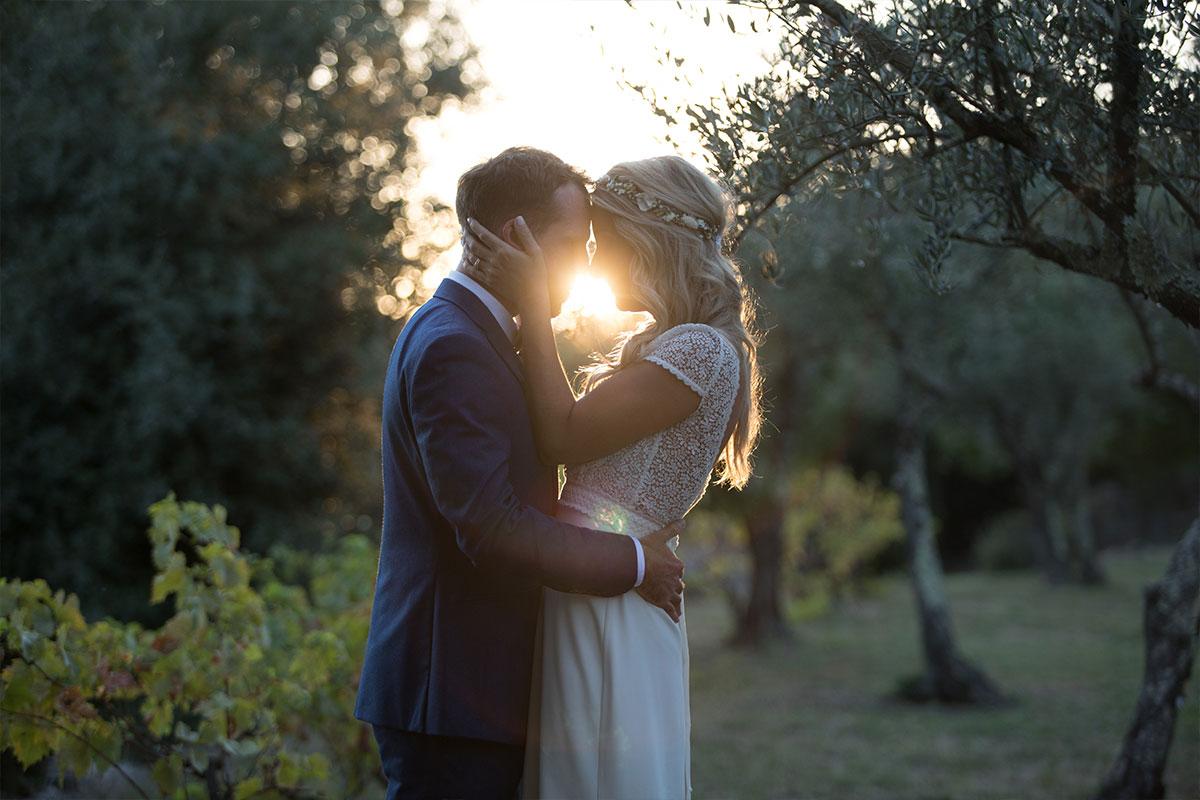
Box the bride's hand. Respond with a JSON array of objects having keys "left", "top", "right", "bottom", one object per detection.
[{"left": 461, "top": 216, "right": 549, "bottom": 313}]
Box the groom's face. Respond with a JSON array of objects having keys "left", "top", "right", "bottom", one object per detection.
[{"left": 529, "top": 182, "right": 590, "bottom": 317}]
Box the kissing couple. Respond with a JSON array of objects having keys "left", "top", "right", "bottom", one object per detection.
[{"left": 355, "top": 146, "right": 763, "bottom": 799}]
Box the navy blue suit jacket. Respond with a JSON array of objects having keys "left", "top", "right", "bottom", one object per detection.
[{"left": 354, "top": 278, "right": 638, "bottom": 746}]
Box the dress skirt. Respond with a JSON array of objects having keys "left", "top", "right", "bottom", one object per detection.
[{"left": 522, "top": 504, "right": 691, "bottom": 800}]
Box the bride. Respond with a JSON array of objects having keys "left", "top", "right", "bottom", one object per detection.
[{"left": 463, "top": 155, "right": 762, "bottom": 799}]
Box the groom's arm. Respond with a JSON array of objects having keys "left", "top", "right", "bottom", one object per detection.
[{"left": 408, "top": 330, "right": 637, "bottom": 596}]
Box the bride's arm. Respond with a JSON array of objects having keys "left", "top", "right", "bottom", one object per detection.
[
  {"left": 519, "top": 274, "right": 699, "bottom": 465},
  {"left": 465, "top": 217, "right": 699, "bottom": 465}
]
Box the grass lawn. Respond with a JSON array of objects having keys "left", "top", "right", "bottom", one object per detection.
[{"left": 685, "top": 546, "right": 1200, "bottom": 800}]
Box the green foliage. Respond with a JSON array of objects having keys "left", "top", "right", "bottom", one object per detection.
[
  {"left": 679, "top": 510, "right": 751, "bottom": 604},
  {"left": 0, "top": 0, "right": 477, "bottom": 620},
  {"left": 688, "top": 466, "right": 902, "bottom": 621},
  {"left": 782, "top": 466, "right": 904, "bottom": 604},
  {"left": 0, "top": 495, "right": 378, "bottom": 797}
]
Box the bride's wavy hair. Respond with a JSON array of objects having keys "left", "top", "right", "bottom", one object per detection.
[{"left": 582, "top": 156, "right": 762, "bottom": 489}]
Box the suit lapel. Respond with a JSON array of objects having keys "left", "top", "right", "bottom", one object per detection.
[{"left": 433, "top": 279, "right": 524, "bottom": 384}]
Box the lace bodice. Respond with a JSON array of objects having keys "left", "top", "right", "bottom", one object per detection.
[{"left": 559, "top": 323, "right": 741, "bottom": 530}]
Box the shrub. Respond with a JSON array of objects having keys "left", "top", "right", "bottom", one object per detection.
[
  {"left": 685, "top": 466, "right": 904, "bottom": 624},
  {"left": 0, "top": 495, "right": 379, "bottom": 798},
  {"left": 783, "top": 466, "right": 905, "bottom": 604},
  {"left": 974, "top": 509, "right": 1037, "bottom": 571}
]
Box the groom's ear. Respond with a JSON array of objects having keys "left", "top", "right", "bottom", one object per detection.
[{"left": 499, "top": 218, "right": 519, "bottom": 247}]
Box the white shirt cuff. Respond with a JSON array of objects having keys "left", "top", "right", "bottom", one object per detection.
[{"left": 632, "top": 537, "right": 646, "bottom": 588}]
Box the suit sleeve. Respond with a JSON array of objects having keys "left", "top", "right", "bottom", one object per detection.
[{"left": 408, "top": 330, "right": 638, "bottom": 596}]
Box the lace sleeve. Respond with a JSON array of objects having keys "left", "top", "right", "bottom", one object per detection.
[{"left": 644, "top": 324, "right": 732, "bottom": 399}]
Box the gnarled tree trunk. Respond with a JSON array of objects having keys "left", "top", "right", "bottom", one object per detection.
[
  {"left": 893, "top": 417, "right": 1007, "bottom": 704},
  {"left": 1096, "top": 517, "right": 1199, "bottom": 800},
  {"left": 1027, "top": 473, "right": 1073, "bottom": 584},
  {"left": 998, "top": 408, "right": 1104, "bottom": 585},
  {"left": 733, "top": 499, "right": 789, "bottom": 646},
  {"left": 1066, "top": 469, "right": 1106, "bottom": 585}
]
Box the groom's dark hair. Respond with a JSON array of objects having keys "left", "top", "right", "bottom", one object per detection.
[{"left": 456, "top": 146, "right": 589, "bottom": 234}]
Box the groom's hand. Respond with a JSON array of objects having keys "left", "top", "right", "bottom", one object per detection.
[{"left": 636, "top": 521, "right": 686, "bottom": 623}]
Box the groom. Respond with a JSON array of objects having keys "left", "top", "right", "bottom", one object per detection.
[{"left": 355, "top": 146, "right": 687, "bottom": 799}]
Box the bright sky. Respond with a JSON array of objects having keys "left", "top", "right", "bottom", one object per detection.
[{"left": 408, "top": 0, "right": 780, "bottom": 321}]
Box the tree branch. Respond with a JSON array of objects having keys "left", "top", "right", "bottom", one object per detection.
[
  {"left": 1141, "top": 159, "right": 1200, "bottom": 227},
  {"left": 733, "top": 130, "right": 915, "bottom": 247},
  {"left": 796, "top": 0, "right": 1129, "bottom": 236},
  {"left": 877, "top": 302, "right": 952, "bottom": 402},
  {"left": 1121, "top": 290, "right": 1200, "bottom": 415},
  {"left": 947, "top": 226, "right": 1200, "bottom": 327},
  {"left": 1109, "top": 0, "right": 1146, "bottom": 248}
]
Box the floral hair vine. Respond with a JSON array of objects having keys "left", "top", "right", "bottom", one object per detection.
[{"left": 593, "top": 174, "right": 722, "bottom": 243}]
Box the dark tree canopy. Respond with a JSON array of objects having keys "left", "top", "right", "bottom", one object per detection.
[{"left": 0, "top": 0, "right": 477, "bottom": 619}]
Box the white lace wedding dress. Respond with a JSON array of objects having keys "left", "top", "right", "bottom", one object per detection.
[{"left": 522, "top": 323, "right": 741, "bottom": 800}]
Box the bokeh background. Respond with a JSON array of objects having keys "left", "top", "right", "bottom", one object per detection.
[{"left": 2, "top": 1, "right": 1197, "bottom": 798}]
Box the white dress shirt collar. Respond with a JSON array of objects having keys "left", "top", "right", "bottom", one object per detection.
[{"left": 445, "top": 269, "right": 519, "bottom": 344}]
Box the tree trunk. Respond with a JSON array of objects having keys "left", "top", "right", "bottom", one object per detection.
[
  {"left": 893, "top": 425, "right": 1007, "bottom": 704},
  {"left": 733, "top": 500, "right": 789, "bottom": 646},
  {"left": 1096, "top": 517, "right": 1200, "bottom": 800},
  {"left": 991, "top": 406, "right": 1072, "bottom": 584},
  {"left": 1067, "top": 472, "right": 1106, "bottom": 586},
  {"left": 1021, "top": 460, "right": 1106, "bottom": 585},
  {"left": 1021, "top": 468, "right": 1073, "bottom": 583}
]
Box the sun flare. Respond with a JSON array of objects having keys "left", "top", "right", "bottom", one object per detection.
[{"left": 562, "top": 273, "right": 620, "bottom": 318}]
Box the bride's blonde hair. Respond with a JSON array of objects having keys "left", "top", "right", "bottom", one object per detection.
[{"left": 582, "top": 156, "right": 762, "bottom": 489}]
